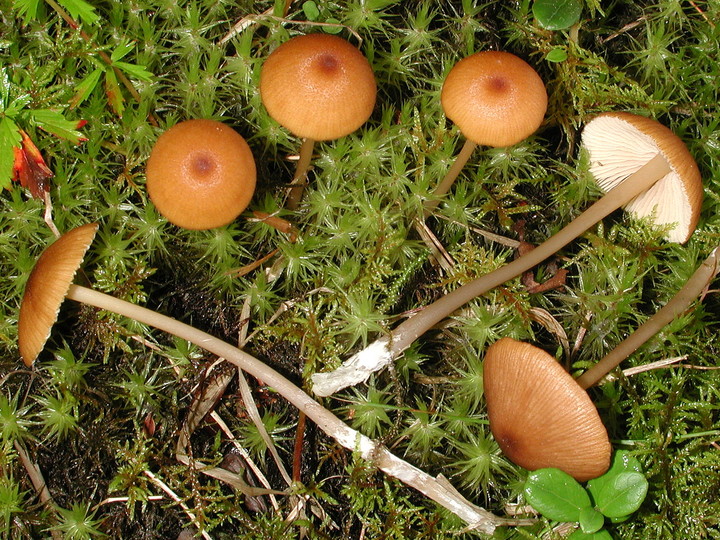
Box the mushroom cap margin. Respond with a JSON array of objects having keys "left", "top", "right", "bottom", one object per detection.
[
  {"left": 18, "top": 223, "right": 99, "bottom": 366},
  {"left": 581, "top": 111, "right": 702, "bottom": 243}
]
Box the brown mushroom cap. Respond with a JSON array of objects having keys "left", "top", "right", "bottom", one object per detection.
[
  {"left": 18, "top": 223, "right": 99, "bottom": 366},
  {"left": 440, "top": 51, "right": 547, "bottom": 147},
  {"left": 581, "top": 112, "right": 703, "bottom": 243},
  {"left": 484, "top": 337, "right": 612, "bottom": 482},
  {"left": 259, "top": 34, "right": 377, "bottom": 141},
  {"left": 146, "top": 119, "right": 257, "bottom": 230}
]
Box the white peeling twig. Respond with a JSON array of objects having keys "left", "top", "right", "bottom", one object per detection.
[{"left": 311, "top": 336, "right": 394, "bottom": 398}]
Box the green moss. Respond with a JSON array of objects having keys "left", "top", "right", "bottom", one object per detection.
[{"left": 1, "top": 0, "right": 719, "bottom": 537}]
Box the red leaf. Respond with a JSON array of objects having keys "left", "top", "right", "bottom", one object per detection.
[{"left": 12, "top": 129, "right": 53, "bottom": 199}]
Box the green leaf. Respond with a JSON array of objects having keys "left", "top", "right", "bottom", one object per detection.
[
  {"left": 587, "top": 450, "right": 644, "bottom": 506},
  {"left": 112, "top": 61, "right": 154, "bottom": 81},
  {"left": 110, "top": 42, "right": 134, "bottom": 63},
  {"left": 524, "top": 468, "right": 592, "bottom": 522},
  {"left": 323, "top": 18, "right": 343, "bottom": 34},
  {"left": 0, "top": 116, "right": 21, "bottom": 190},
  {"left": 302, "top": 1, "right": 321, "bottom": 21},
  {"left": 594, "top": 472, "right": 648, "bottom": 518},
  {"left": 578, "top": 506, "right": 605, "bottom": 534},
  {"left": 5, "top": 94, "right": 33, "bottom": 117},
  {"left": 29, "top": 109, "right": 85, "bottom": 144},
  {"left": 0, "top": 67, "right": 12, "bottom": 110},
  {"left": 532, "top": 0, "right": 583, "bottom": 31},
  {"left": 57, "top": 0, "right": 100, "bottom": 26},
  {"left": 104, "top": 69, "right": 125, "bottom": 116},
  {"left": 568, "top": 529, "right": 613, "bottom": 540},
  {"left": 546, "top": 47, "right": 568, "bottom": 63},
  {"left": 70, "top": 68, "right": 104, "bottom": 109},
  {"left": 13, "top": 0, "right": 42, "bottom": 24}
]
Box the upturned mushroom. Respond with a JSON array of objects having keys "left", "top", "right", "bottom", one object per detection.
[
  {"left": 146, "top": 119, "right": 257, "bottom": 230},
  {"left": 483, "top": 337, "right": 612, "bottom": 482},
  {"left": 312, "top": 112, "right": 702, "bottom": 397},
  {"left": 259, "top": 33, "right": 377, "bottom": 209},
  {"left": 425, "top": 51, "right": 548, "bottom": 214},
  {"left": 15, "top": 224, "right": 510, "bottom": 532}
]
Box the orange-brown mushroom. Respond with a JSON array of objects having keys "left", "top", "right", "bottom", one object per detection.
[
  {"left": 259, "top": 33, "right": 377, "bottom": 209},
  {"left": 483, "top": 338, "right": 611, "bottom": 482},
  {"left": 18, "top": 223, "right": 99, "bottom": 366},
  {"left": 426, "top": 51, "right": 548, "bottom": 213},
  {"left": 146, "top": 119, "right": 257, "bottom": 230}
]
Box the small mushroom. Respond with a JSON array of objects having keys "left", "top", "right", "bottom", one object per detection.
[
  {"left": 312, "top": 112, "right": 702, "bottom": 397},
  {"left": 425, "top": 51, "right": 548, "bottom": 214},
  {"left": 575, "top": 245, "right": 720, "bottom": 389},
  {"left": 18, "top": 223, "right": 99, "bottom": 365},
  {"left": 260, "top": 33, "right": 377, "bottom": 209},
  {"left": 146, "top": 119, "right": 257, "bottom": 230},
  {"left": 483, "top": 337, "right": 611, "bottom": 482},
  {"left": 581, "top": 112, "right": 702, "bottom": 243}
]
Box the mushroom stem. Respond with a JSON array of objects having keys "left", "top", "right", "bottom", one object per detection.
[
  {"left": 63, "top": 284, "right": 507, "bottom": 532},
  {"left": 424, "top": 139, "right": 478, "bottom": 216},
  {"left": 576, "top": 245, "right": 720, "bottom": 389},
  {"left": 390, "top": 152, "right": 671, "bottom": 355},
  {"left": 312, "top": 152, "right": 672, "bottom": 396},
  {"left": 286, "top": 137, "right": 316, "bottom": 210}
]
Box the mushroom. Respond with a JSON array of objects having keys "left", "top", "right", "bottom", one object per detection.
[
  {"left": 146, "top": 119, "right": 257, "bottom": 230},
  {"left": 424, "top": 51, "right": 548, "bottom": 214},
  {"left": 483, "top": 337, "right": 612, "bottom": 482},
  {"left": 259, "top": 33, "right": 377, "bottom": 209},
  {"left": 312, "top": 112, "right": 702, "bottom": 397},
  {"left": 15, "top": 223, "right": 512, "bottom": 532},
  {"left": 575, "top": 244, "right": 720, "bottom": 389}
]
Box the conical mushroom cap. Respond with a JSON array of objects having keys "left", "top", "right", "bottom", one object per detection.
[
  {"left": 259, "top": 34, "right": 377, "bottom": 141},
  {"left": 18, "top": 223, "right": 99, "bottom": 366},
  {"left": 441, "top": 51, "right": 547, "bottom": 147},
  {"left": 484, "top": 338, "right": 611, "bottom": 482},
  {"left": 581, "top": 112, "right": 702, "bottom": 243},
  {"left": 146, "top": 119, "right": 257, "bottom": 230}
]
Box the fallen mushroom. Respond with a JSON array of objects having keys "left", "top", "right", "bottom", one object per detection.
[
  {"left": 259, "top": 33, "right": 377, "bottom": 209},
  {"left": 146, "top": 119, "right": 257, "bottom": 230},
  {"left": 576, "top": 245, "right": 720, "bottom": 389},
  {"left": 16, "top": 223, "right": 515, "bottom": 534},
  {"left": 483, "top": 337, "right": 612, "bottom": 482},
  {"left": 312, "top": 112, "right": 702, "bottom": 397},
  {"left": 425, "top": 51, "right": 548, "bottom": 214}
]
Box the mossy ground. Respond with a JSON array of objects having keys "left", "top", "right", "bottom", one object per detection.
[{"left": 1, "top": 0, "right": 720, "bottom": 538}]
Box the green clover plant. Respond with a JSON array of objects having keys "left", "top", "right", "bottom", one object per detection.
[{"left": 524, "top": 451, "right": 649, "bottom": 539}]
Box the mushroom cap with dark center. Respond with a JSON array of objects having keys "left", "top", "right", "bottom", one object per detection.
[
  {"left": 581, "top": 112, "right": 702, "bottom": 243},
  {"left": 18, "top": 223, "right": 99, "bottom": 366},
  {"left": 146, "top": 119, "right": 257, "bottom": 230},
  {"left": 259, "top": 33, "right": 377, "bottom": 141},
  {"left": 441, "top": 51, "right": 548, "bottom": 147},
  {"left": 484, "top": 337, "right": 612, "bottom": 482}
]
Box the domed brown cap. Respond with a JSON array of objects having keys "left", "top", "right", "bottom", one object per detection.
[
  {"left": 259, "top": 34, "right": 377, "bottom": 141},
  {"left": 146, "top": 119, "right": 257, "bottom": 230},
  {"left": 18, "top": 223, "right": 99, "bottom": 366},
  {"left": 484, "top": 338, "right": 611, "bottom": 482},
  {"left": 581, "top": 112, "right": 702, "bottom": 243},
  {"left": 441, "top": 51, "right": 547, "bottom": 147}
]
